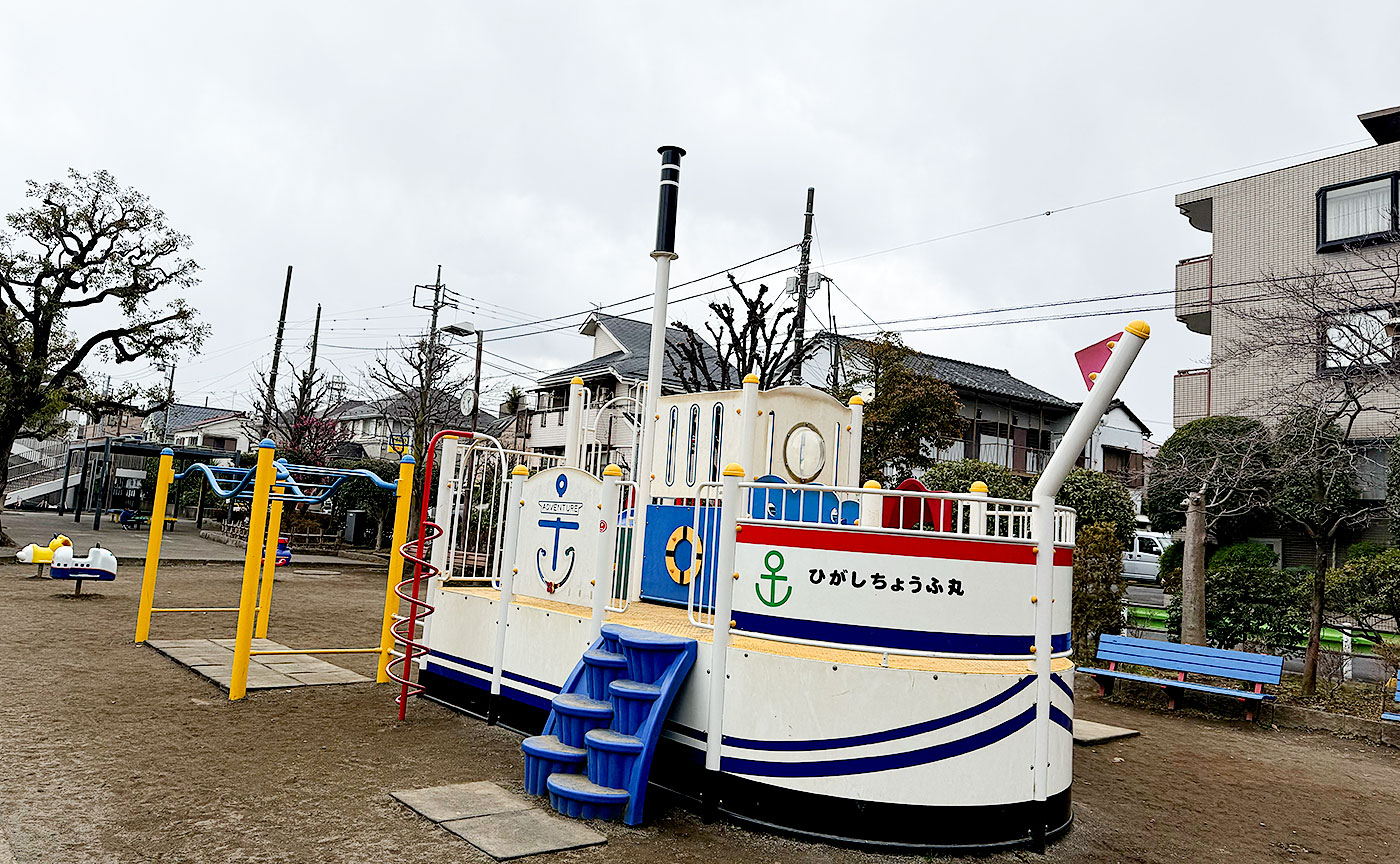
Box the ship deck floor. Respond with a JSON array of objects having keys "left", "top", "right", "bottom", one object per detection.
[{"left": 441, "top": 585, "right": 1071, "bottom": 676}]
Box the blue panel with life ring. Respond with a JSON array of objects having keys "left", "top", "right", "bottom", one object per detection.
[{"left": 639, "top": 503, "right": 722, "bottom": 607}]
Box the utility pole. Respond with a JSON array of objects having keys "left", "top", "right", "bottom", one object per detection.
[
  {"left": 260, "top": 265, "right": 294, "bottom": 439},
  {"left": 298, "top": 303, "right": 323, "bottom": 413},
  {"left": 472, "top": 329, "right": 484, "bottom": 432},
  {"left": 791, "top": 187, "right": 815, "bottom": 384},
  {"left": 161, "top": 363, "right": 176, "bottom": 441},
  {"left": 413, "top": 265, "right": 454, "bottom": 455}
]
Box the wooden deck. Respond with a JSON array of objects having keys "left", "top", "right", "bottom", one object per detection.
[{"left": 441, "top": 586, "right": 1071, "bottom": 676}]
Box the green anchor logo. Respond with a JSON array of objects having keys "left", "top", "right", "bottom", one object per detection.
[{"left": 755, "top": 549, "right": 791, "bottom": 608}]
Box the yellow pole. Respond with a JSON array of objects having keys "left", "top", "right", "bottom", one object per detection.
[
  {"left": 134, "top": 449, "right": 175, "bottom": 643},
  {"left": 230, "top": 439, "right": 277, "bottom": 701},
  {"left": 377, "top": 454, "right": 417, "bottom": 683},
  {"left": 254, "top": 483, "right": 285, "bottom": 639}
]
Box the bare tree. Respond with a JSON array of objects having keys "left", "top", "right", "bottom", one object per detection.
[
  {"left": 1208, "top": 246, "right": 1400, "bottom": 691},
  {"left": 1145, "top": 416, "right": 1273, "bottom": 644},
  {"left": 364, "top": 336, "right": 470, "bottom": 471},
  {"left": 246, "top": 357, "right": 347, "bottom": 464},
  {"left": 667, "top": 274, "right": 813, "bottom": 391},
  {"left": 0, "top": 169, "right": 205, "bottom": 542}
]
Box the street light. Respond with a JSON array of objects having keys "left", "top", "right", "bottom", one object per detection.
[{"left": 442, "top": 322, "right": 483, "bottom": 432}]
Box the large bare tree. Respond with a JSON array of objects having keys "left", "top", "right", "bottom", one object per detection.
[
  {"left": 0, "top": 169, "right": 204, "bottom": 541},
  {"left": 667, "top": 274, "right": 813, "bottom": 391},
  {"left": 363, "top": 336, "right": 471, "bottom": 471},
  {"left": 1208, "top": 243, "right": 1400, "bottom": 692}
]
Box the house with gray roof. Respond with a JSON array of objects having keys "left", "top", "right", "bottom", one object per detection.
[
  {"left": 142, "top": 402, "right": 249, "bottom": 452},
  {"left": 804, "top": 332, "right": 1151, "bottom": 486},
  {"left": 523, "top": 312, "right": 729, "bottom": 468}
]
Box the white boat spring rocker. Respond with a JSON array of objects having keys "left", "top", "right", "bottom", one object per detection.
[{"left": 387, "top": 148, "right": 1150, "bottom": 851}]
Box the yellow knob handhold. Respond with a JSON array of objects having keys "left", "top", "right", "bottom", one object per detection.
[
  {"left": 1029, "top": 645, "right": 1037, "bottom": 654},
  {"left": 722, "top": 462, "right": 745, "bottom": 477},
  {"left": 733, "top": 572, "right": 740, "bottom": 581},
  {"left": 743, "top": 373, "right": 760, "bottom": 384},
  {"left": 730, "top": 620, "right": 737, "bottom": 628},
  {"left": 602, "top": 464, "right": 623, "bottom": 477},
  {"left": 1030, "top": 595, "right": 1039, "bottom": 604},
  {"left": 1124, "top": 320, "right": 1150, "bottom": 339},
  {"left": 969, "top": 481, "right": 989, "bottom": 494},
  {"left": 511, "top": 465, "right": 529, "bottom": 476},
  {"left": 1088, "top": 372, "right": 1098, "bottom": 381}
]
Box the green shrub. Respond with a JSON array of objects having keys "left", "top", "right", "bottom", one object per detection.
[
  {"left": 920, "top": 460, "right": 1029, "bottom": 500},
  {"left": 1207, "top": 541, "right": 1277, "bottom": 570},
  {"left": 1157, "top": 539, "right": 1183, "bottom": 594},
  {"left": 1326, "top": 548, "right": 1400, "bottom": 675},
  {"left": 1072, "top": 523, "right": 1127, "bottom": 664},
  {"left": 1056, "top": 468, "right": 1137, "bottom": 548},
  {"left": 1344, "top": 540, "right": 1388, "bottom": 562},
  {"left": 1167, "top": 565, "right": 1309, "bottom": 655}
]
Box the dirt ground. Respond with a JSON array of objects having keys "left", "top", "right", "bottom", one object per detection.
[{"left": 1, "top": 562, "right": 1396, "bottom": 864}]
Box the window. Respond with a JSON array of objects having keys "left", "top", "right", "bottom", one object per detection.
[
  {"left": 708, "top": 403, "right": 724, "bottom": 482},
  {"left": 1322, "top": 309, "right": 1393, "bottom": 369},
  {"left": 1138, "top": 536, "right": 1162, "bottom": 556},
  {"left": 1317, "top": 174, "right": 1398, "bottom": 251}
]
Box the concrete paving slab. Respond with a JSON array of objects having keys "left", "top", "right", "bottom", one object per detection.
[
  {"left": 1074, "top": 719, "right": 1140, "bottom": 745},
  {"left": 147, "top": 638, "right": 363, "bottom": 692},
  {"left": 440, "top": 809, "right": 606, "bottom": 859},
  {"left": 287, "top": 669, "right": 369, "bottom": 685},
  {"left": 391, "top": 782, "right": 534, "bottom": 823}
]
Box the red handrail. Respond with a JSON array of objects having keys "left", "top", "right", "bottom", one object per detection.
[{"left": 391, "top": 429, "right": 477, "bottom": 719}]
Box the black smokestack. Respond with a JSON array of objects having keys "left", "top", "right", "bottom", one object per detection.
[{"left": 653, "top": 145, "right": 686, "bottom": 255}]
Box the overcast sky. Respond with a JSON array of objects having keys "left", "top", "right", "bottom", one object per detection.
[{"left": 5, "top": 2, "right": 1399, "bottom": 438}]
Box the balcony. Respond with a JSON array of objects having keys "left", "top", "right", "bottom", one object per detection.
[
  {"left": 1173, "top": 367, "right": 1211, "bottom": 428},
  {"left": 1175, "top": 254, "right": 1212, "bottom": 335}
]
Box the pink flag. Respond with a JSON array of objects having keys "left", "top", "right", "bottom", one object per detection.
[{"left": 1075, "top": 332, "right": 1123, "bottom": 391}]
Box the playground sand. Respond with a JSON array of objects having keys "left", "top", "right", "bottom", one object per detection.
[{"left": 1, "top": 561, "right": 1397, "bottom": 863}]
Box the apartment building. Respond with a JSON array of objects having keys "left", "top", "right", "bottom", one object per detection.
[{"left": 1172, "top": 106, "right": 1400, "bottom": 504}]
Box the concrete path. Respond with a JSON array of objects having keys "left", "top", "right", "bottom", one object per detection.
[{"left": 1, "top": 509, "right": 377, "bottom": 566}]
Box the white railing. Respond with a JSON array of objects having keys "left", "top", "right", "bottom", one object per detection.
[{"left": 738, "top": 480, "right": 1076, "bottom": 544}]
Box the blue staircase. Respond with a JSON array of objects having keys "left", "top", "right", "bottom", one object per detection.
[{"left": 522, "top": 623, "right": 697, "bottom": 825}]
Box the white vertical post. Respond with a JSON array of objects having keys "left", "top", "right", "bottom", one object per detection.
[
  {"left": 628, "top": 255, "right": 675, "bottom": 604},
  {"left": 590, "top": 465, "right": 622, "bottom": 640},
  {"left": 738, "top": 374, "right": 759, "bottom": 473},
  {"left": 859, "top": 480, "right": 882, "bottom": 527},
  {"left": 706, "top": 462, "right": 743, "bottom": 772},
  {"left": 1029, "top": 321, "right": 1149, "bottom": 813},
  {"left": 969, "top": 481, "right": 989, "bottom": 536},
  {"left": 492, "top": 465, "right": 529, "bottom": 698},
  {"left": 430, "top": 435, "right": 459, "bottom": 578},
  {"left": 846, "top": 396, "right": 864, "bottom": 487},
  {"left": 1341, "top": 626, "right": 1354, "bottom": 680},
  {"left": 564, "top": 377, "right": 585, "bottom": 469}
]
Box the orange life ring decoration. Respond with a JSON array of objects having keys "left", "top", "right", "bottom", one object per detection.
[{"left": 664, "top": 524, "right": 703, "bottom": 585}]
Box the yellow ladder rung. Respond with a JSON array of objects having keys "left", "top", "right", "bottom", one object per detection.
[{"left": 248, "top": 647, "right": 382, "bottom": 656}]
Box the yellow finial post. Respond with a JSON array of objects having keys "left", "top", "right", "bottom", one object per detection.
[
  {"left": 135, "top": 448, "right": 175, "bottom": 643},
  {"left": 1124, "top": 320, "right": 1150, "bottom": 339}
]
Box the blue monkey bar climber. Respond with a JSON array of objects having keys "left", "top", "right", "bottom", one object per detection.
[{"left": 173, "top": 459, "right": 398, "bottom": 504}]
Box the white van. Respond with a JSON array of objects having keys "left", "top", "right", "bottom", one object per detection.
[{"left": 1121, "top": 531, "right": 1172, "bottom": 582}]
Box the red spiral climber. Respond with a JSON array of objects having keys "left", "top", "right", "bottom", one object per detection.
[{"left": 389, "top": 519, "right": 443, "bottom": 719}]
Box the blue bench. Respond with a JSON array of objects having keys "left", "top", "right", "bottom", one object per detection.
[
  {"left": 1383, "top": 678, "right": 1399, "bottom": 724},
  {"left": 1081, "top": 633, "right": 1283, "bottom": 721}
]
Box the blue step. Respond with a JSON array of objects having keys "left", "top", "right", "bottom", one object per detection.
[
  {"left": 584, "top": 728, "right": 644, "bottom": 789},
  {"left": 550, "top": 693, "right": 613, "bottom": 748},
  {"left": 521, "top": 735, "right": 585, "bottom": 795},
  {"left": 546, "top": 772, "right": 629, "bottom": 821},
  {"left": 599, "top": 623, "right": 625, "bottom": 654},
  {"left": 617, "top": 629, "right": 691, "bottom": 684},
  {"left": 608, "top": 678, "right": 662, "bottom": 736},
  {"left": 581, "top": 648, "right": 628, "bottom": 701},
  {"left": 523, "top": 624, "right": 697, "bottom": 827}
]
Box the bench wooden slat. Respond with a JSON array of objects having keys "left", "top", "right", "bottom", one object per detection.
[
  {"left": 1097, "top": 634, "right": 1283, "bottom": 685},
  {"left": 1078, "top": 666, "right": 1275, "bottom": 701}
]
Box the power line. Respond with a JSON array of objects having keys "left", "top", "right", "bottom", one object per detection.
[
  {"left": 481, "top": 244, "right": 800, "bottom": 338},
  {"left": 818, "top": 138, "right": 1371, "bottom": 269}
]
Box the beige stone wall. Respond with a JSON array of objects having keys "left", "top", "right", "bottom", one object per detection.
[{"left": 1174, "top": 142, "right": 1400, "bottom": 437}]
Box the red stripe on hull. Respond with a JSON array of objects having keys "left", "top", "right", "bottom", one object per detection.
[{"left": 737, "top": 523, "right": 1073, "bottom": 567}]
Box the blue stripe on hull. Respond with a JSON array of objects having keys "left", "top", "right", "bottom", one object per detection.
[
  {"left": 722, "top": 706, "right": 1036, "bottom": 778},
  {"left": 723, "top": 675, "right": 1034, "bottom": 752},
  {"left": 427, "top": 648, "right": 563, "bottom": 694},
  {"left": 423, "top": 660, "right": 554, "bottom": 711},
  {"left": 731, "top": 610, "right": 1070, "bottom": 655}
]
